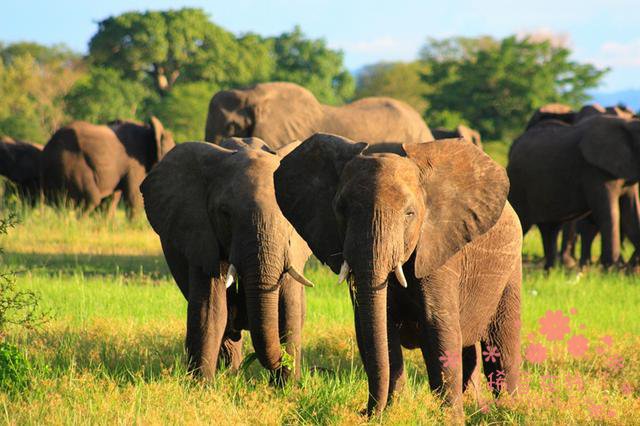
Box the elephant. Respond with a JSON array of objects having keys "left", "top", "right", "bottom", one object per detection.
[
  {"left": 508, "top": 114, "right": 640, "bottom": 269},
  {"left": 204, "top": 81, "right": 433, "bottom": 149},
  {"left": 0, "top": 135, "right": 43, "bottom": 203},
  {"left": 559, "top": 184, "right": 640, "bottom": 267},
  {"left": 41, "top": 117, "right": 174, "bottom": 217},
  {"left": 274, "top": 134, "right": 522, "bottom": 416},
  {"left": 525, "top": 103, "right": 576, "bottom": 129},
  {"left": 432, "top": 125, "right": 482, "bottom": 148},
  {"left": 140, "top": 138, "right": 313, "bottom": 382}
]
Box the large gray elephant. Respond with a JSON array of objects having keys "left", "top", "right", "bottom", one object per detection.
[
  {"left": 41, "top": 118, "right": 174, "bottom": 217},
  {"left": 0, "top": 136, "right": 43, "bottom": 203},
  {"left": 508, "top": 114, "right": 640, "bottom": 268},
  {"left": 140, "top": 138, "right": 313, "bottom": 382},
  {"left": 274, "top": 134, "right": 522, "bottom": 417},
  {"left": 204, "top": 82, "right": 433, "bottom": 149},
  {"left": 432, "top": 125, "right": 482, "bottom": 148}
]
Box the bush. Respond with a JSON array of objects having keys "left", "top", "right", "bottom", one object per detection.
[{"left": 0, "top": 341, "right": 31, "bottom": 392}]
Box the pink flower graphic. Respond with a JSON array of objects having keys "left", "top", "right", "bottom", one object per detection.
[
  {"left": 438, "top": 350, "right": 461, "bottom": 368},
  {"left": 539, "top": 310, "right": 570, "bottom": 341},
  {"left": 483, "top": 345, "right": 501, "bottom": 363},
  {"left": 601, "top": 335, "right": 613, "bottom": 346},
  {"left": 570, "top": 307, "right": 577, "bottom": 315},
  {"left": 525, "top": 342, "right": 547, "bottom": 364},
  {"left": 607, "top": 354, "right": 624, "bottom": 372},
  {"left": 567, "top": 334, "right": 589, "bottom": 358}
]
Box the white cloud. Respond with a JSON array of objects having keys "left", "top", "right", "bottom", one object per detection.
[{"left": 595, "top": 40, "right": 640, "bottom": 67}]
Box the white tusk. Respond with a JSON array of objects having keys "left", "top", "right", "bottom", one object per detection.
[
  {"left": 394, "top": 263, "right": 408, "bottom": 288},
  {"left": 225, "top": 264, "right": 236, "bottom": 289},
  {"left": 337, "top": 261, "right": 350, "bottom": 284},
  {"left": 288, "top": 266, "right": 315, "bottom": 287}
]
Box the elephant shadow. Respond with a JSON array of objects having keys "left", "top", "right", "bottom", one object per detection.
[{"left": 3, "top": 251, "right": 171, "bottom": 280}]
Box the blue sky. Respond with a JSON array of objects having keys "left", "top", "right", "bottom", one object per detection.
[{"left": 1, "top": 0, "right": 639, "bottom": 91}]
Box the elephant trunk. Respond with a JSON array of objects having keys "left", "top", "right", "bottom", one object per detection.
[
  {"left": 346, "top": 208, "right": 401, "bottom": 415},
  {"left": 354, "top": 277, "right": 389, "bottom": 415},
  {"left": 244, "top": 275, "right": 282, "bottom": 371}
]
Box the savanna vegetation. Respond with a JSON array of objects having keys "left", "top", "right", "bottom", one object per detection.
[{"left": 0, "top": 183, "right": 638, "bottom": 424}]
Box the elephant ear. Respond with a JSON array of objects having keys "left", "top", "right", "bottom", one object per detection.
[
  {"left": 403, "top": 139, "right": 509, "bottom": 278},
  {"left": 579, "top": 116, "right": 640, "bottom": 181},
  {"left": 141, "top": 142, "right": 232, "bottom": 277},
  {"left": 149, "top": 116, "right": 175, "bottom": 161},
  {"left": 274, "top": 133, "right": 367, "bottom": 273}
]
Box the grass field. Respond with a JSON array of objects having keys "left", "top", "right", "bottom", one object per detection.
[{"left": 0, "top": 201, "right": 639, "bottom": 425}]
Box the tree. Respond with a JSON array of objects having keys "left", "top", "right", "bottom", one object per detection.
[
  {"left": 0, "top": 43, "right": 83, "bottom": 142},
  {"left": 355, "top": 61, "right": 430, "bottom": 113},
  {"left": 270, "top": 26, "right": 354, "bottom": 105},
  {"left": 149, "top": 81, "right": 220, "bottom": 142},
  {"left": 420, "top": 36, "right": 608, "bottom": 140},
  {"left": 64, "top": 67, "right": 150, "bottom": 124},
  {"left": 88, "top": 8, "right": 273, "bottom": 96}
]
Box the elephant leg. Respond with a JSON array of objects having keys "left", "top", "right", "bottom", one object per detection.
[
  {"left": 106, "top": 190, "right": 122, "bottom": 219},
  {"left": 161, "top": 239, "right": 190, "bottom": 299},
  {"left": 387, "top": 318, "right": 405, "bottom": 404},
  {"left": 418, "top": 273, "right": 463, "bottom": 413},
  {"left": 277, "top": 276, "right": 304, "bottom": 382},
  {"left": 482, "top": 263, "right": 521, "bottom": 397},
  {"left": 578, "top": 217, "right": 599, "bottom": 267},
  {"left": 559, "top": 221, "right": 577, "bottom": 267},
  {"left": 462, "top": 343, "right": 484, "bottom": 406},
  {"left": 123, "top": 169, "right": 145, "bottom": 219},
  {"left": 619, "top": 187, "right": 640, "bottom": 266},
  {"left": 538, "top": 222, "right": 562, "bottom": 270},
  {"left": 586, "top": 185, "right": 621, "bottom": 267},
  {"left": 186, "top": 265, "right": 228, "bottom": 379}
]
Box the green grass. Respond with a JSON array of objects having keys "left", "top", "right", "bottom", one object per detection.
[{"left": 0, "top": 204, "right": 639, "bottom": 424}]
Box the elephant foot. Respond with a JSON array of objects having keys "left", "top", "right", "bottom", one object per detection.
[{"left": 561, "top": 254, "right": 577, "bottom": 268}]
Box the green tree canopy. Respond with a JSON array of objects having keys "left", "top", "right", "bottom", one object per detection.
[
  {"left": 355, "top": 61, "right": 430, "bottom": 112},
  {"left": 0, "top": 43, "right": 83, "bottom": 142},
  {"left": 270, "top": 26, "right": 354, "bottom": 105},
  {"left": 88, "top": 8, "right": 274, "bottom": 96},
  {"left": 420, "top": 36, "right": 608, "bottom": 140},
  {"left": 64, "top": 67, "right": 150, "bottom": 124}
]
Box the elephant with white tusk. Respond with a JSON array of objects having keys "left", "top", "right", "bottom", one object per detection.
[{"left": 141, "top": 137, "right": 312, "bottom": 384}]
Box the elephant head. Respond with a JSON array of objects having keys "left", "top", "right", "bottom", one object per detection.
[
  {"left": 578, "top": 115, "right": 640, "bottom": 181},
  {"left": 141, "top": 138, "right": 311, "bottom": 373},
  {"left": 205, "top": 83, "right": 323, "bottom": 148},
  {"left": 274, "top": 134, "right": 508, "bottom": 413}
]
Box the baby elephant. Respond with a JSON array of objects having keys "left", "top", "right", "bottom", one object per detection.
[
  {"left": 141, "top": 138, "right": 312, "bottom": 383},
  {"left": 275, "top": 134, "right": 522, "bottom": 417}
]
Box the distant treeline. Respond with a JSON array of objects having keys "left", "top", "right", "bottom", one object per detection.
[{"left": 0, "top": 7, "right": 608, "bottom": 144}]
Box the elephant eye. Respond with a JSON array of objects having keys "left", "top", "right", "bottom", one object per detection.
[{"left": 405, "top": 210, "right": 415, "bottom": 218}]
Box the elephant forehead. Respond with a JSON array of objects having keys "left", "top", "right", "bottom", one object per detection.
[{"left": 341, "top": 156, "right": 420, "bottom": 207}]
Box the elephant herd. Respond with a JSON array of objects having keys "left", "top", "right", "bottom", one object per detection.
[
  {"left": 0, "top": 118, "right": 175, "bottom": 216},
  {"left": 1, "top": 80, "right": 638, "bottom": 417}
]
